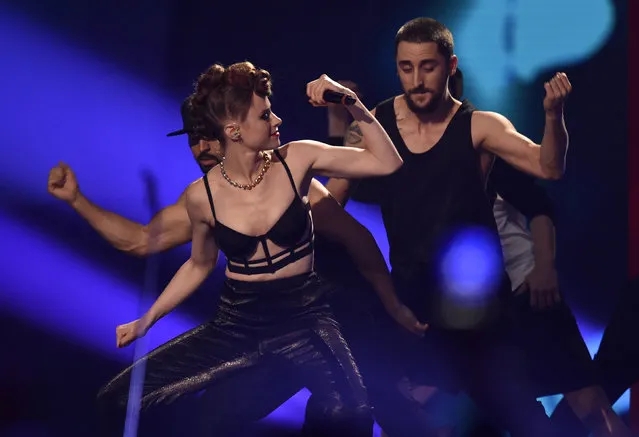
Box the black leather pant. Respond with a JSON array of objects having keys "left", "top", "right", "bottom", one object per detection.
[
  {"left": 390, "top": 270, "right": 559, "bottom": 437},
  {"left": 98, "top": 272, "right": 371, "bottom": 437}
]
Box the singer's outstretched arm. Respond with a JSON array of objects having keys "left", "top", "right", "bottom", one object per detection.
[{"left": 116, "top": 183, "right": 219, "bottom": 348}]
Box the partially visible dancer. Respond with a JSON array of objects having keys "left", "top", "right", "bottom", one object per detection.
[
  {"left": 456, "top": 66, "right": 630, "bottom": 437},
  {"left": 550, "top": 276, "right": 639, "bottom": 436}
]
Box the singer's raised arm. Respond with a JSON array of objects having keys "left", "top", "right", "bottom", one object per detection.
[{"left": 295, "top": 75, "right": 402, "bottom": 179}]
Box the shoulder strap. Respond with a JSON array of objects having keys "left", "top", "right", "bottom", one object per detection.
[
  {"left": 273, "top": 149, "right": 299, "bottom": 197},
  {"left": 201, "top": 175, "right": 217, "bottom": 220}
]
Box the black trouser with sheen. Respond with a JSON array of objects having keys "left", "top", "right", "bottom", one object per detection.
[
  {"left": 97, "top": 272, "right": 371, "bottom": 437},
  {"left": 391, "top": 271, "right": 559, "bottom": 437}
]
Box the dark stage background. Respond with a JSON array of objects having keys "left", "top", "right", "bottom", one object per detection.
[{"left": 0, "top": 0, "right": 630, "bottom": 436}]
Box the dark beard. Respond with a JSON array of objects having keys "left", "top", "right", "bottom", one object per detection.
[
  {"left": 197, "top": 154, "right": 221, "bottom": 173},
  {"left": 403, "top": 92, "right": 440, "bottom": 114},
  {"left": 199, "top": 162, "right": 214, "bottom": 173}
]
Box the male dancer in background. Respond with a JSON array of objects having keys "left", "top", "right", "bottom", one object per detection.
[
  {"left": 488, "top": 161, "right": 632, "bottom": 437},
  {"left": 456, "top": 67, "right": 631, "bottom": 436},
  {"left": 48, "top": 98, "right": 439, "bottom": 437},
  {"left": 327, "top": 59, "right": 633, "bottom": 437},
  {"left": 327, "top": 63, "right": 631, "bottom": 436},
  {"left": 324, "top": 16, "right": 572, "bottom": 437}
]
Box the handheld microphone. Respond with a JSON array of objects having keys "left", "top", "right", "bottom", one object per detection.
[{"left": 321, "top": 90, "right": 357, "bottom": 106}]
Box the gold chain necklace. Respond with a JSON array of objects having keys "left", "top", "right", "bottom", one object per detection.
[{"left": 220, "top": 152, "right": 271, "bottom": 190}]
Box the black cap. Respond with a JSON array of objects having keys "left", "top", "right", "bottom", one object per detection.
[{"left": 166, "top": 99, "right": 196, "bottom": 138}]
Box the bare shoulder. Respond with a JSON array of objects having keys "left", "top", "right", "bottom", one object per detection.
[
  {"left": 282, "top": 140, "right": 325, "bottom": 150},
  {"left": 472, "top": 110, "right": 514, "bottom": 130},
  {"left": 184, "top": 177, "right": 210, "bottom": 215},
  {"left": 471, "top": 110, "right": 515, "bottom": 145},
  {"left": 277, "top": 140, "right": 327, "bottom": 160},
  {"left": 185, "top": 176, "right": 205, "bottom": 195}
]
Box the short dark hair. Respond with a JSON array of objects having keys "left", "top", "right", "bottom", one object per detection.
[{"left": 395, "top": 17, "right": 454, "bottom": 60}]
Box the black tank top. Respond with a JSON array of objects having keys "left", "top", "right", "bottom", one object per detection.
[{"left": 355, "top": 97, "right": 503, "bottom": 283}]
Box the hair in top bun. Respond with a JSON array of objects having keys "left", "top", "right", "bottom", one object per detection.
[{"left": 188, "top": 61, "right": 272, "bottom": 142}]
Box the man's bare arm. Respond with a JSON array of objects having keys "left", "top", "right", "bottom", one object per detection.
[
  {"left": 309, "top": 179, "right": 427, "bottom": 335},
  {"left": 474, "top": 112, "right": 568, "bottom": 180},
  {"left": 475, "top": 73, "right": 571, "bottom": 180},
  {"left": 530, "top": 215, "right": 556, "bottom": 269},
  {"left": 70, "top": 190, "right": 192, "bottom": 256},
  {"left": 526, "top": 214, "right": 561, "bottom": 308},
  {"left": 309, "top": 179, "right": 398, "bottom": 310}
]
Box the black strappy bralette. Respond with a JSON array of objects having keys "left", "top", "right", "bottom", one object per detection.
[{"left": 202, "top": 149, "right": 314, "bottom": 275}]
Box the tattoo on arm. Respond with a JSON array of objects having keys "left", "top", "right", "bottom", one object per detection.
[{"left": 345, "top": 122, "right": 363, "bottom": 145}]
